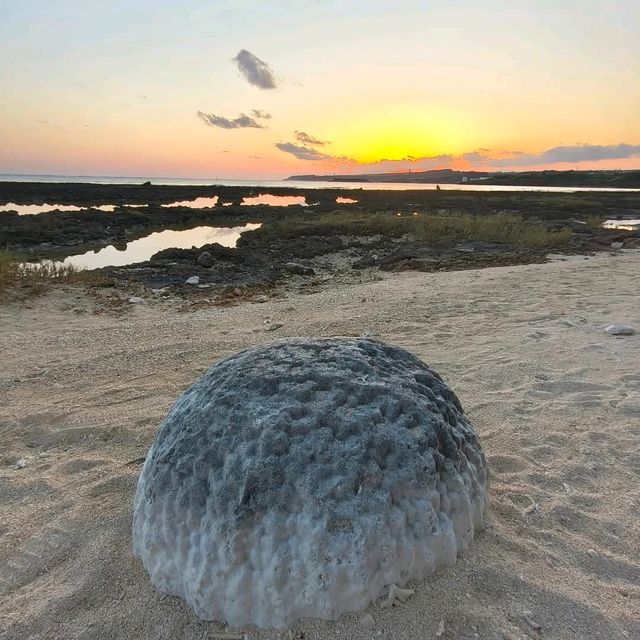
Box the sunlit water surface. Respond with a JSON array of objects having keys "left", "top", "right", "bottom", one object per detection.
[
  {"left": 3, "top": 194, "right": 312, "bottom": 215},
  {"left": 33, "top": 223, "right": 261, "bottom": 270},
  {"left": 602, "top": 219, "right": 640, "bottom": 231},
  {"left": 242, "top": 194, "right": 308, "bottom": 206},
  {"left": 161, "top": 197, "right": 219, "bottom": 208},
  {"left": 0, "top": 202, "right": 146, "bottom": 215}
]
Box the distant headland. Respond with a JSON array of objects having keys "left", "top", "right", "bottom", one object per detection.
[{"left": 286, "top": 168, "right": 640, "bottom": 188}]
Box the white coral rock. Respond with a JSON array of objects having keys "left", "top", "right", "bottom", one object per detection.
[{"left": 133, "top": 338, "right": 489, "bottom": 628}]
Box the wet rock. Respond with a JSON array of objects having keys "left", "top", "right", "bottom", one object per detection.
[{"left": 185, "top": 275, "right": 200, "bottom": 285}]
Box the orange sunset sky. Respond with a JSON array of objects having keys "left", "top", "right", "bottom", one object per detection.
[{"left": 1, "top": 0, "right": 639, "bottom": 179}]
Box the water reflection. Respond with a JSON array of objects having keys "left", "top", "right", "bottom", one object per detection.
[
  {"left": 0, "top": 202, "right": 147, "bottom": 215},
  {"left": 336, "top": 197, "right": 358, "bottom": 204},
  {"left": 161, "top": 197, "right": 218, "bottom": 208},
  {"left": 602, "top": 219, "right": 640, "bottom": 231},
  {"left": 0, "top": 203, "right": 85, "bottom": 215},
  {"left": 35, "top": 223, "right": 261, "bottom": 270},
  {"left": 242, "top": 194, "right": 308, "bottom": 206}
]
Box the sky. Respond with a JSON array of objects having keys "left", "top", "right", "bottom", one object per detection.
[{"left": 1, "top": 0, "right": 639, "bottom": 179}]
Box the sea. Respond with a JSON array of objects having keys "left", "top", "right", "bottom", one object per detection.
[{"left": 1, "top": 173, "right": 639, "bottom": 193}]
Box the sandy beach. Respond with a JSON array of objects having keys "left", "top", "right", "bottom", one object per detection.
[{"left": 1, "top": 251, "right": 639, "bottom": 640}]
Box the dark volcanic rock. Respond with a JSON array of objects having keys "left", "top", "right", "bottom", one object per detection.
[
  {"left": 4, "top": 181, "right": 639, "bottom": 293},
  {"left": 2, "top": 182, "right": 639, "bottom": 255},
  {"left": 283, "top": 262, "right": 316, "bottom": 276},
  {"left": 196, "top": 251, "right": 214, "bottom": 268}
]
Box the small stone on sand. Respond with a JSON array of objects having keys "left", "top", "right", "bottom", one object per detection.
[
  {"left": 380, "top": 583, "right": 415, "bottom": 608},
  {"left": 604, "top": 324, "right": 635, "bottom": 336},
  {"left": 523, "top": 610, "right": 542, "bottom": 631}
]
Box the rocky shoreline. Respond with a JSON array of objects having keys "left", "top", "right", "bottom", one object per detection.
[
  {"left": 1, "top": 183, "right": 639, "bottom": 297},
  {"left": 105, "top": 231, "right": 549, "bottom": 294}
]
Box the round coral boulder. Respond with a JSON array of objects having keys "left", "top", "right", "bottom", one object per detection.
[{"left": 133, "top": 337, "right": 489, "bottom": 628}]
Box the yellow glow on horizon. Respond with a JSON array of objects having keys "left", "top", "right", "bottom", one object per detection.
[{"left": 323, "top": 105, "right": 471, "bottom": 164}]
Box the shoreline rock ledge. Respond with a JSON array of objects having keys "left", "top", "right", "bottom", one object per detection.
[{"left": 132, "top": 337, "right": 490, "bottom": 629}]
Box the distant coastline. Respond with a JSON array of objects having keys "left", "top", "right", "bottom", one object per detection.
[
  {"left": 2, "top": 169, "right": 639, "bottom": 190},
  {"left": 286, "top": 168, "right": 640, "bottom": 189}
]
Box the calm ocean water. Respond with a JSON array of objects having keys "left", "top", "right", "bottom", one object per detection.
[{"left": 1, "top": 173, "right": 638, "bottom": 193}]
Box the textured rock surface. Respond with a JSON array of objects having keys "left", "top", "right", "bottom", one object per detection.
[{"left": 132, "top": 337, "right": 489, "bottom": 628}]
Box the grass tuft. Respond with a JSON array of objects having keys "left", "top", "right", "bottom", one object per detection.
[
  {"left": 267, "top": 211, "right": 572, "bottom": 248},
  {"left": 583, "top": 214, "right": 605, "bottom": 228},
  {"left": 0, "top": 251, "right": 110, "bottom": 298}
]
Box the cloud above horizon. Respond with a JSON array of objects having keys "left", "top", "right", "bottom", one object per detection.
[
  {"left": 197, "top": 110, "right": 264, "bottom": 129},
  {"left": 275, "top": 142, "right": 333, "bottom": 161},
  {"left": 233, "top": 49, "right": 277, "bottom": 89},
  {"left": 484, "top": 143, "right": 640, "bottom": 168},
  {"left": 276, "top": 140, "right": 640, "bottom": 171},
  {"left": 294, "top": 131, "right": 329, "bottom": 146},
  {"left": 252, "top": 109, "right": 272, "bottom": 120}
]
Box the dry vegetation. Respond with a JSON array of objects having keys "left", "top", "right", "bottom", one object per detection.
[
  {"left": 0, "top": 250, "right": 109, "bottom": 298},
  {"left": 269, "top": 211, "right": 572, "bottom": 248},
  {"left": 583, "top": 214, "right": 606, "bottom": 228}
]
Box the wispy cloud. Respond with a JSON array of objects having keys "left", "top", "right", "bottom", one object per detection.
[
  {"left": 252, "top": 109, "right": 272, "bottom": 120},
  {"left": 295, "top": 131, "right": 329, "bottom": 146},
  {"left": 233, "top": 49, "right": 277, "bottom": 89},
  {"left": 197, "top": 111, "right": 265, "bottom": 129},
  {"left": 275, "top": 142, "right": 333, "bottom": 161},
  {"left": 485, "top": 143, "right": 640, "bottom": 167},
  {"left": 359, "top": 154, "right": 456, "bottom": 173},
  {"left": 276, "top": 140, "right": 640, "bottom": 171}
]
